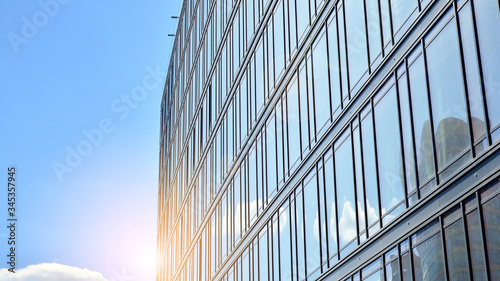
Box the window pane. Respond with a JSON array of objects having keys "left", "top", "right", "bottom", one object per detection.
[
  {"left": 444, "top": 219, "right": 469, "bottom": 280},
  {"left": 458, "top": 2, "right": 487, "bottom": 142},
  {"left": 248, "top": 146, "right": 257, "bottom": 222},
  {"left": 287, "top": 77, "right": 301, "bottom": 169},
  {"left": 473, "top": 0, "right": 500, "bottom": 129},
  {"left": 274, "top": 0, "right": 285, "bottom": 77},
  {"left": 296, "top": 0, "right": 309, "bottom": 42},
  {"left": 361, "top": 111, "right": 380, "bottom": 232},
  {"left": 335, "top": 132, "right": 357, "bottom": 249},
  {"left": 412, "top": 233, "right": 445, "bottom": 281},
  {"left": 299, "top": 63, "right": 310, "bottom": 155},
  {"left": 482, "top": 193, "right": 500, "bottom": 279},
  {"left": 303, "top": 172, "right": 321, "bottom": 274},
  {"left": 426, "top": 19, "right": 470, "bottom": 170},
  {"left": 353, "top": 125, "right": 366, "bottom": 237},
  {"left": 324, "top": 152, "right": 338, "bottom": 259},
  {"left": 279, "top": 205, "right": 292, "bottom": 280},
  {"left": 408, "top": 54, "right": 435, "bottom": 185},
  {"left": 312, "top": 29, "right": 332, "bottom": 134},
  {"left": 345, "top": 0, "right": 369, "bottom": 88},
  {"left": 465, "top": 210, "right": 487, "bottom": 280},
  {"left": 327, "top": 14, "right": 342, "bottom": 116},
  {"left": 375, "top": 86, "right": 405, "bottom": 221},
  {"left": 398, "top": 71, "right": 418, "bottom": 194},
  {"left": 390, "top": 0, "right": 416, "bottom": 34},
  {"left": 266, "top": 117, "right": 277, "bottom": 195},
  {"left": 259, "top": 230, "right": 269, "bottom": 281},
  {"left": 365, "top": 0, "right": 382, "bottom": 66},
  {"left": 295, "top": 191, "right": 306, "bottom": 280}
]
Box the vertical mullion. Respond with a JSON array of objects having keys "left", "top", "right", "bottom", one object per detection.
[{"left": 421, "top": 39, "right": 439, "bottom": 187}]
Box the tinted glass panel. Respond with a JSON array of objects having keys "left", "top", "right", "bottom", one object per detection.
[
  {"left": 361, "top": 112, "right": 380, "bottom": 231},
  {"left": 465, "top": 210, "right": 487, "bottom": 280},
  {"left": 412, "top": 233, "right": 445, "bottom": 281}
]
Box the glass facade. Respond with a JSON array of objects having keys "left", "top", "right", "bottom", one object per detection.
[{"left": 157, "top": 0, "right": 500, "bottom": 280}]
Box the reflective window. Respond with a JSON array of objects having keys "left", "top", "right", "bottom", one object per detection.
[
  {"left": 274, "top": 0, "right": 285, "bottom": 77},
  {"left": 266, "top": 116, "right": 277, "bottom": 196},
  {"left": 295, "top": 191, "right": 306, "bottom": 280},
  {"left": 473, "top": 0, "right": 500, "bottom": 129},
  {"left": 303, "top": 171, "right": 321, "bottom": 275},
  {"left": 286, "top": 76, "right": 301, "bottom": 169},
  {"left": 426, "top": 18, "right": 470, "bottom": 171},
  {"left": 458, "top": 2, "right": 487, "bottom": 143},
  {"left": 312, "top": 29, "right": 331, "bottom": 134},
  {"left": 327, "top": 14, "right": 342, "bottom": 117},
  {"left": 279, "top": 205, "right": 292, "bottom": 280},
  {"left": 482, "top": 189, "right": 500, "bottom": 279},
  {"left": 345, "top": 0, "right": 368, "bottom": 88},
  {"left": 361, "top": 111, "right": 380, "bottom": 234},
  {"left": 411, "top": 220, "right": 444, "bottom": 281},
  {"left": 324, "top": 152, "right": 338, "bottom": 261},
  {"left": 335, "top": 131, "right": 357, "bottom": 251},
  {"left": 374, "top": 86, "right": 404, "bottom": 223},
  {"left": 259, "top": 230, "right": 269, "bottom": 281},
  {"left": 408, "top": 53, "right": 435, "bottom": 186},
  {"left": 366, "top": 0, "right": 383, "bottom": 66},
  {"left": 465, "top": 209, "right": 487, "bottom": 280},
  {"left": 443, "top": 208, "right": 469, "bottom": 280}
]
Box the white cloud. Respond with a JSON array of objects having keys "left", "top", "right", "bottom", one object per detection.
[{"left": 0, "top": 263, "right": 108, "bottom": 281}]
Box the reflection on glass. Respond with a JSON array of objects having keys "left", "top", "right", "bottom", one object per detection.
[
  {"left": 335, "top": 132, "right": 357, "bottom": 248},
  {"left": 412, "top": 225, "right": 445, "bottom": 281},
  {"left": 361, "top": 111, "right": 380, "bottom": 232},
  {"left": 466, "top": 210, "right": 487, "bottom": 280},
  {"left": 295, "top": 191, "right": 306, "bottom": 281},
  {"left": 259, "top": 230, "right": 269, "bottom": 281},
  {"left": 374, "top": 87, "right": 404, "bottom": 219},
  {"left": 312, "top": 29, "right": 331, "bottom": 133},
  {"left": 287, "top": 77, "right": 301, "bottom": 168},
  {"left": 458, "top": 3, "right": 487, "bottom": 142},
  {"left": 444, "top": 219, "right": 469, "bottom": 280},
  {"left": 279, "top": 206, "right": 292, "bottom": 280},
  {"left": 426, "top": 19, "right": 470, "bottom": 171},
  {"left": 366, "top": 0, "right": 382, "bottom": 65},
  {"left": 248, "top": 147, "right": 257, "bottom": 221},
  {"left": 299, "top": 63, "right": 310, "bottom": 155},
  {"left": 409, "top": 54, "right": 435, "bottom": 185},
  {"left": 274, "top": 0, "right": 285, "bottom": 77},
  {"left": 398, "top": 72, "right": 418, "bottom": 194},
  {"left": 345, "top": 0, "right": 368, "bottom": 88},
  {"left": 303, "top": 172, "right": 321, "bottom": 275},
  {"left": 473, "top": 0, "right": 500, "bottom": 129},
  {"left": 390, "top": 0, "right": 416, "bottom": 33},
  {"left": 266, "top": 117, "right": 277, "bottom": 195},
  {"left": 482, "top": 193, "right": 500, "bottom": 279},
  {"left": 324, "top": 153, "right": 338, "bottom": 259},
  {"left": 296, "top": 0, "right": 309, "bottom": 42},
  {"left": 327, "top": 14, "right": 342, "bottom": 117}
]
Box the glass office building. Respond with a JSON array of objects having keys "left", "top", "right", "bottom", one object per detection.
[{"left": 157, "top": 0, "right": 500, "bottom": 280}]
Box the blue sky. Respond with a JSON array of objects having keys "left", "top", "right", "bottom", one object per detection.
[{"left": 0, "top": 0, "right": 181, "bottom": 280}]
